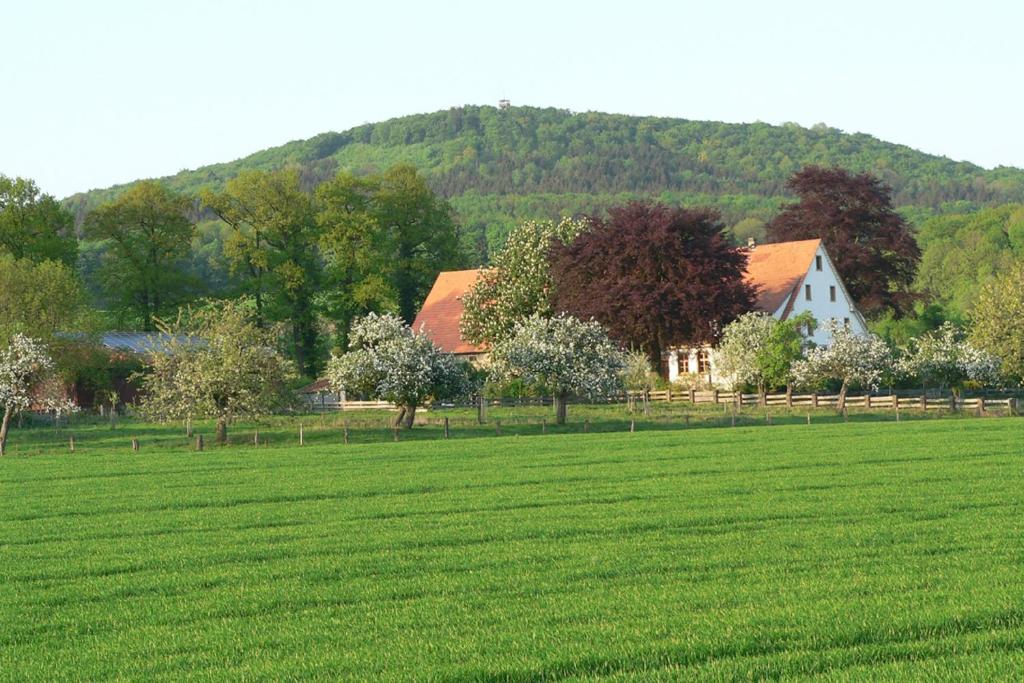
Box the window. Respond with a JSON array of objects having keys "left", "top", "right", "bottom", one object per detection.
[
  {"left": 815, "top": 255, "right": 823, "bottom": 271},
  {"left": 829, "top": 285, "right": 836, "bottom": 302},
  {"left": 698, "top": 348, "right": 711, "bottom": 374},
  {"left": 805, "top": 284, "right": 812, "bottom": 301}
]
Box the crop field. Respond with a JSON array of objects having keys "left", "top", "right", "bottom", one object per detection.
[{"left": 3, "top": 418, "right": 1024, "bottom": 680}]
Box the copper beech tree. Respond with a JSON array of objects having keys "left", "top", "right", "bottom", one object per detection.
[
  {"left": 765, "top": 166, "right": 920, "bottom": 316},
  {"left": 550, "top": 201, "right": 754, "bottom": 366}
]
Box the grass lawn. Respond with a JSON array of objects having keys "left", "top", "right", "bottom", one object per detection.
[{"left": 2, "top": 418, "right": 1024, "bottom": 680}]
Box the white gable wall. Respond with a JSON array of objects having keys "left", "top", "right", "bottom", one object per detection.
[{"left": 785, "top": 244, "right": 867, "bottom": 345}]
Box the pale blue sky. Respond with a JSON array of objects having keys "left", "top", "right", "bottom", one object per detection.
[{"left": 2, "top": 0, "right": 1021, "bottom": 198}]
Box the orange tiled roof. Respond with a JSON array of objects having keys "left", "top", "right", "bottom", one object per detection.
[
  {"left": 413, "top": 269, "right": 486, "bottom": 354},
  {"left": 743, "top": 238, "right": 821, "bottom": 318}
]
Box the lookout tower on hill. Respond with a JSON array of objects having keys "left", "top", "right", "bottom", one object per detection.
[{"left": 498, "top": 99, "right": 511, "bottom": 110}]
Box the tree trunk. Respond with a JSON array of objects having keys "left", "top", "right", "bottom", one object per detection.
[
  {"left": 401, "top": 403, "right": 417, "bottom": 429},
  {"left": 216, "top": 418, "right": 228, "bottom": 445},
  {"left": 0, "top": 405, "right": 11, "bottom": 456},
  {"left": 554, "top": 394, "right": 568, "bottom": 425},
  {"left": 836, "top": 379, "right": 850, "bottom": 413},
  {"left": 393, "top": 406, "right": 407, "bottom": 428}
]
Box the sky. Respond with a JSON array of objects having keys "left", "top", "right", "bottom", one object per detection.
[{"left": 2, "top": 0, "right": 1022, "bottom": 198}]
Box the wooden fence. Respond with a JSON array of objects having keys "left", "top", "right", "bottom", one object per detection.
[{"left": 303, "top": 389, "right": 1018, "bottom": 415}]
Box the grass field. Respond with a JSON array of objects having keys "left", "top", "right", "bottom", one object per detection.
[{"left": 2, "top": 418, "right": 1024, "bottom": 680}]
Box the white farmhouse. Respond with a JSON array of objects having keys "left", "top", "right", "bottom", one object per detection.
[
  {"left": 414, "top": 238, "right": 867, "bottom": 387},
  {"left": 666, "top": 238, "right": 867, "bottom": 385}
]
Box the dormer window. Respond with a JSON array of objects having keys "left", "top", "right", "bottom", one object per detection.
[{"left": 815, "top": 255, "right": 823, "bottom": 271}]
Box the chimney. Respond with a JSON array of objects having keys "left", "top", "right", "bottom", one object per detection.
[{"left": 747, "top": 237, "right": 756, "bottom": 248}]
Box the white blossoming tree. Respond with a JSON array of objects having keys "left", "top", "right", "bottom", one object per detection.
[
  {"left": 460, "top": 218, "right": 589, "bottom": 346},
  {"left": 488, "top": 313, "right": 626, "bottom": 424},
  {"left": 0, "top": 335, "right": 74, "bottom": 456},
  {"left": 715, "top": 312, "right": 814, "bottom": 395},
  {"left": 900, "top": 322, "right": 1000, "bottom": 396},
  {"left": 326, "top": 313, "right": 472, "bottom": 429},
  {"left": 791, "top": 320, "right": 893, "bottom": 411},
  {"left": 139, "top": 300, "right": 297, "bottom": 445}
]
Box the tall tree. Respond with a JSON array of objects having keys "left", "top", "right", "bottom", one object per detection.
[
  {"left": 550, "top": 201, "right": 755, "bottom": 365},
  {"left": 970, "top": 262, "right": 1024, "bottom": 384},
  {"left": 0, "top": 254, "right": 91, "bottom": 347},
  {"left": 202, "top": 169, "right": 322, "bottom": 376},
  {"left": 765, "top": 166, "right": 920, "bottom": 316},
  {"left": 317, "top": 164, "right": 464, "bottom": 336},
  {"left": 460, "top": 218, "right": 589, "bottom": 346},
  {"left": 0, "top": 175, "right": 77, "bottom": 267},
  {"left": 84, "top": 181, "right": 197, "bottom": 330}
]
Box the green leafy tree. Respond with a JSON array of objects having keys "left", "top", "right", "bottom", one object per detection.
[
  {"left": 0, "top": 254, "right": 91, "bottom": 347},
  {"left": 460, "top": 218, "right": 589, "bottom": 346},
  {"left": 139, "top": 300, "right": 297, "bottom": 445},
  {"left": 488, "top": 313, "right": 625, "bottom": 424},
  {"left": 970, "top": 262, "right": 1024, "bottom": 384},
  {"left": 202, "top": 170, "right": 322, "bottom": 376},
  {"left": 84, "top": 181, "right": 197, "bottom": 330},
  {"left": 317, "top": 164, "right": 464, "bottom": 338},
  {"left": 0, "top": 175, "right": 77, "bottom": 267},
  {"left": 325, "top": 313, "right": 471, "bottom": 429}
]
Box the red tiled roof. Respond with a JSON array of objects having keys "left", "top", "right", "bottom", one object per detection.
[
  {"left": 412, "top": 269, "right": 486, "bottom": 354},
  {"left": 743, "top": 239, "right": 821, "bottom": 318}
]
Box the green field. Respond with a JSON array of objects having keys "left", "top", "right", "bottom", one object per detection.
[{"left": 3, "top": 418, "right": 1024, "bottom": 680}]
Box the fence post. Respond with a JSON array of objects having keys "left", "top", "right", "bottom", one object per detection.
[
  {"left": 786, "top": 387, "right": 792, "bottom": 408},
  {"left": 69, "top": 435, "right": 75, "bottom": 453},
  {"left": 949, "top": 394, "right": 957, "bottom": 412},
  {"left": 666, "top": 389, "right": 672, "bottom": 403},
  {"left": 299, "top": 423, "right": 304, "bottom": 446},
  {"left": 920, "top": 395, "right": 927, "bottom": 412},
  {"left": 978, "top": 396, "right": 985, "bottom": 416},
  {"left": 131, "top": 438, "right": 139, "bottom": 452},
  {"left": 865, "top": 394, "right": 872, "bottom": 410},
  {"left": 196, "top": 434, "right": 204, "bottom": 451},
  {"left": 812, "top": 392, "right": 819, "bottom": 409},
  {"left": 713, "top": 389, "right": 720, "bottom": 404},
  {"left": 1009, "top": 398, "right": 1018, "bottom": 417},
  {"left": 477, "top": 395, "right": 486, "bottom": 424},
  {"left": 689, "top": 389, "right": 696, "bottom": 403},
  {"left": 444, "top": 417, "right": 450, "bottom": 439}
]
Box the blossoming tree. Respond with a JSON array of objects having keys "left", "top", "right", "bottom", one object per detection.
[
  {"left": 326, "top": 313, "right": 472, "bottom": 429},
  {"left": 900, "top": 322, "right": 1000, "bottom": 395},
  {"left": 460, "top": 218, "right": 589, "bottom": 346},
  {"left": 0, "top": 335, "right": 73, "bottom": 456},
  {"left": 488, "top": 313, "right": 625, "bottom": 424},
  {"left": 715, "top": 311, "right": 814, "bottom": 395},
  {"left": 139, "top": 300, "right": 297, "bottom": 445},
  {"left": 791, "top": 320, "right": 893, "bottom": 411}
]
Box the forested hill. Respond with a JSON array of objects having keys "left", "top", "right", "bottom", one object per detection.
[{"left": 65, "top": 105, "right": 1024, "bottom": 255}]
